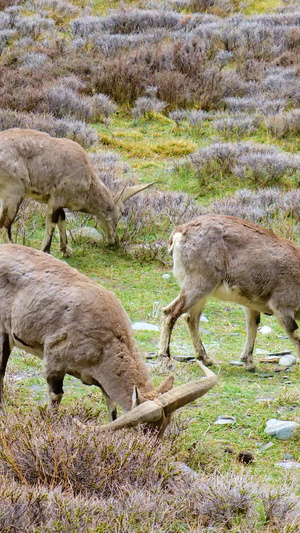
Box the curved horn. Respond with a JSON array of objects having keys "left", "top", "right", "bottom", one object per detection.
[
  {"left": 156, "top": 361, "right": 217, "bottom": 416},
  {"left": 97, "top": 399, "right": 163, "bottom": 431},
  {"left": 115, "top": 182, "right": 155, "bottom": 206}
]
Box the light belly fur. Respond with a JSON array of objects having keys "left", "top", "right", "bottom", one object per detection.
[{"left": 212, "top": 283, "right": 272, "bottom": 314}]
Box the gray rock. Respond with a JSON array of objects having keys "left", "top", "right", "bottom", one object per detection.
[
  {"left": 162, "top": 273, "right": 171, "bottom": 280},
  {"left": 275, "top": 461, "right": 300, "bottom": 470},
  {"left": 214, "top": 415, "right": 236, "bottom": 425},
  {"left": 258, "top": 442, "right": 274, "bottom": 451},
  {"left": 171, "top": 461, "right": 199, "bottom": 479},
  {"left": 70, "top": 227, "right": 103, "bottom": 242},
  {"left": 258, "top": 325, "right": 272, "bottom": 334},
  {"left": 132, "top": 322, "right": 160, "bottom": 331},
  {"left": 173, "top": 354, "right": 195, "bottom": 362},
  {"left": 278, "top": 354, "right": 297, "bottom": 367},
  {"left": 265, "top": 418, "right": 299, "bottom": 440},
  {"left": 229, "top": 360, "right": 244, "bottom": 366},
  {"left": 284, "top": 453, "right": 294, "bottom": 460},
  {"left": 146, "top": 352, "right": 157, "bottom": 359}
]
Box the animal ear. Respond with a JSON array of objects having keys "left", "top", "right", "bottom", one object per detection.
[
  {"left": 157, "top": 375, "right": 174, "bottom": 394},
  {"left": 114, "top": 182, "right": 155, "bottom": 206},
  {"left": 132, "top": 386, "right": 145, "bottom": 409}
]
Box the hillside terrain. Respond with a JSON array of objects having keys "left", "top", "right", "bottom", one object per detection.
[{"left": 0, "top": 0, "right": 299, "bottom": 530}]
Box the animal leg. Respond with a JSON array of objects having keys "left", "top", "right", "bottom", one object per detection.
[
  {"left": 41, "top": 202, "right": 59, "bottom": 254},
  {"left": 104, "top": 394, "right": 117, "bottom": 421},
  {"left": 272, "top": 307, "right": 300, "bottom": 357},
  {"left": 0, "top": 333, "right": 11, "bottom": 413},
  {"left": 57, "top": 208, "right": 72, "bottom": 257},
  {"left": 159, "top": 279, "right": 216, "bottom": 361},
  {"left": 0, "top": 195, "right": 24, "bottom": 243},
  {"left": 46, "top": 374, "right": 64, "bottom": 409},
  {"left": 184, "top": 301, "right": 216, "bottom": 365},
  {"left": 240, "top": 308, "right": 260, "bottom": 371}
]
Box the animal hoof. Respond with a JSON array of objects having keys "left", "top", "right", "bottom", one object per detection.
[
  {"left": 202, "top": 358, "right": 217, "bottom": 367},
  {"left": 62, "top": 245, "right": 72, "bottom": 257}
]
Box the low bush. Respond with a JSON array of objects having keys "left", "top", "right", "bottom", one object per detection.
[
  {"left": 0, "top": 411, "right": 299, "bottom": 532},
  {"left": 190, "top": 142, "right": 300, "bottom": 188},
  {"left": 0, "top": 108, "right": 97, "bottom": 147}
]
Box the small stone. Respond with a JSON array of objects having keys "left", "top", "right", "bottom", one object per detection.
[
  {"left": 258, "top": 442, "right": 274, "bottom": 451},
  {"left": 256, "top": 397, "right": 273, "bottom": 404},
  {"left": 70, "top": 227, "right": 103, "bottom": 242},
  {"left": 214, "top": 415, "right": 236, "bottom": 425},
  {"left": 258, "top": 326, "right": 272, "bottom": 334},
  {"left": 162, "top": 273, "right": 171, "bottom": 279},
  {"left": 146, "top": 352, "right": 156, "bottom": 359},
  {"left": 256, "top": 349, "right": 270, "bottom": 355},
  {"left": 284, "top": 453, "right": 294, "bottom": 460},
  {"left": 278, "top": 354, "right": 297, "bottom": 367},
  {"left": 171, "top": 461, "right": 199, "bottom": 479},
  {"left": 173, "top": 354, "right": 195, "bottom": 362},
  {"left": 265, "top": 418, "right": 299, "bottom": 440},
  {"left": 275, "top": 461, "right": 300, "bottom": 470},
  {"left": 200, "top": 315, "right": 209, "bottom": 322},
  {"left": 132, "top": 322, "right": 160, "bottom": 331},
  {"left": 229, "top": 360, "right": 244, "bottom": 366}
]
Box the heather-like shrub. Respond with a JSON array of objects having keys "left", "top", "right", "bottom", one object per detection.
[
  {"left": 132, "top": 95, "right": 167, "bottom": 118},
  {"left": 91, "top": 38, "right": 225, "bottom": 108},
  {"left": 119, "top": 190, "right": 204, "bottom": 248},
  {"left": 15, "top": 15, "right": 55, "bottom": 39},
  {"left": 12, "top": 200, "right": 46, "bottom": 245},
  {"left": 19, "top": 51, "right": 49, "bottom": 70},
  {"left": 101, "top": 8, "right": 183, "bottom": 34},
  {"left": 265, "top": 109, "right": 300, "bottom": 138},
  {"left": 0, "top": 412, "right": 180, "bottom": 496},
  {"left": 0, "top": 108, "right": 97, "bottom": 147},
  {"left": 212, "top": 115, "right": 261, "bottom": 136},
  {"left": 43, "top": 83, "right": 93, "bottom": 121},
  {"left": 204, "top": 188, "right": 300, "bottom": 239},
  {"left": 190, "top": 142, "right": 300, "bottom": 188},
  {"left": 169, "top": 108, "right": 211, "bottom": 126},
  {"left": 0, "top": 28, "right": 15, "bottom": 52},
  {"left": 92, "top": 92, "right": 117, "bottom": 122},
  {"left": 70, "top": 15, "right": 103, "bottom": 38},
  {"left": 223, "top": 95, "right": 287, "bottom": 115},
  {"left": 0, "top": 409, "right": 299, "bottom": 532}
]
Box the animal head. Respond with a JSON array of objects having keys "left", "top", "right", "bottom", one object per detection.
[
  {"left": 99, "top": 183, "right": 154, "bottom": 245},
  {"left": 95, "top": 362, "right": 217, "bottom": 438}
]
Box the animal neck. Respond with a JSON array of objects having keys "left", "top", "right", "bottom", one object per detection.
[{"left": 84, "top": 174, "right": 115, "bottom": 217}]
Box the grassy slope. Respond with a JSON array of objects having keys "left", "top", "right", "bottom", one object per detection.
[{"left": 4, "top": 0, "right": 300, "bottom": 491}]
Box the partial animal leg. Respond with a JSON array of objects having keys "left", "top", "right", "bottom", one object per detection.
[
  {"left": 104, "top": 394, "right": 117, "bottom": 421},
  {"left": 272, "top": 306, "right": 300, "bottom": 357},
  {"left": 43, "top": 334, "right": 67, "bottom": 408},
  {"left": 41, "top": 202, "right": 59, "bottom": 254},
  {"left": 240, "top": 308, "right": 260, "bottom": 371},
  {"left": 183, "top": 300, "right": 216, "bottom": 365},
  {"left": 159, "top": 278, "right": 216, "bottom": 361},
  {"left": 57, "top": 208, "right": 72, "bottom": 257},
  {"left": 0, "top": 332, "right": 11, "bottom": 413},
  {"left": 0, "top": 195, "right": 24, "bottom": 243},
  {"left": 46, "top": 374, "right": 64, "bottom": 409}
]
